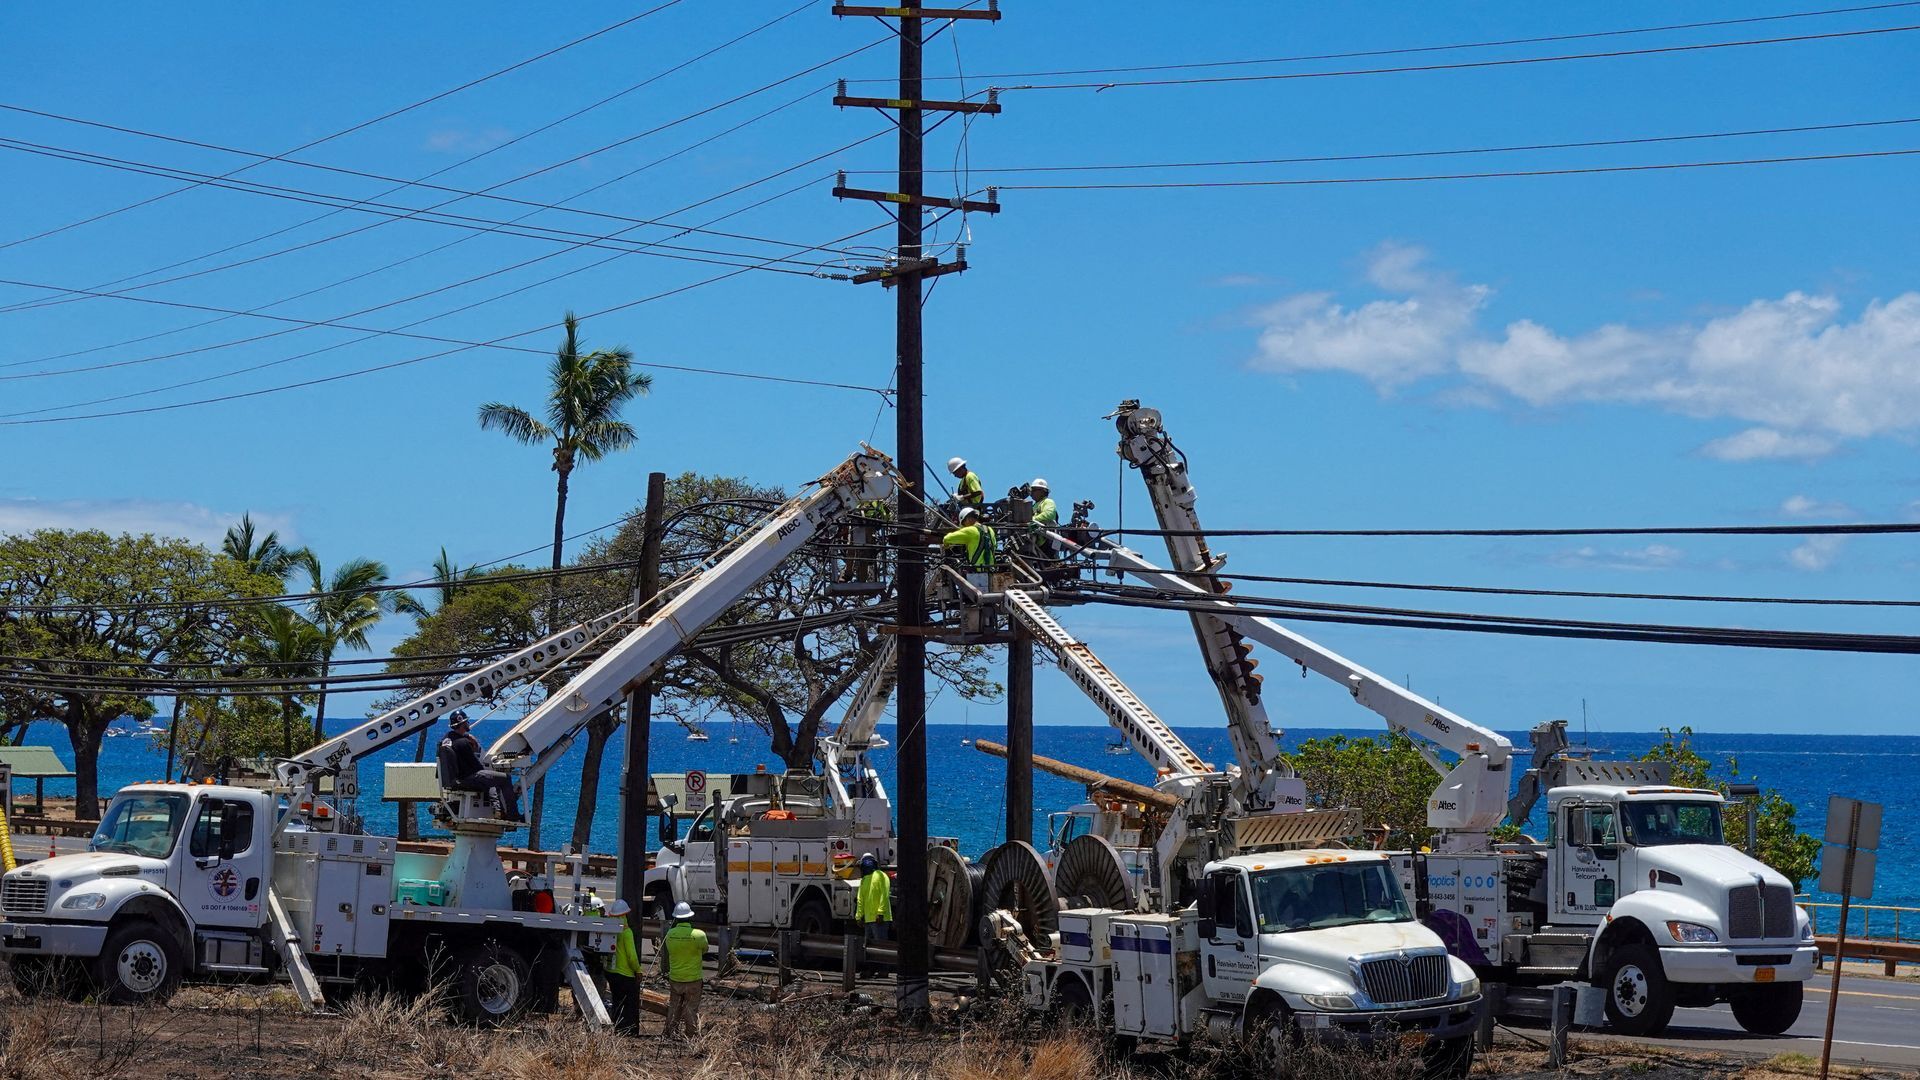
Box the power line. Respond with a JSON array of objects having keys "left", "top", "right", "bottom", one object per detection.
[
  {"left": 841, "top": 116, "right": 1920, "bottom": 176},
  {"left": 997, "top": 147, "right": 1920, "bottom": 190},
  {"left": 845, "top": 2, "right": 1920, "bottom": 84},
  {"left": 1111, "top": 565, "right": 1920, "bottom": 609},
  {"left": 1100, "top": 522, "right": 1920, "bottom": 538},
  {"left": 0, "top": 1, "right": 831, "bottom": 320},
  {"left": 995, "top": 23, "right": 1920, "bottom": 94},
  {"left": 0, "top": 0, "right": 689, "bottom": 254}
]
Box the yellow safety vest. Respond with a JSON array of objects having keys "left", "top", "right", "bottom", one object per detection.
[
  {"left": 607, "top": 920, "right": 640, "bottom": 977},
  {"left": 1030, "top": 497, "right": 1058, "bottom": 529},
  {"left": 663, "top": 922, "right": 708, "bottom": 983},
  {"left": 857, "top": 868, "right": 893, "bottom": 923},
  {"left": 942, "top": 523, "right": 997, "bottom": 570},
  {"left": 957, "top": 471, "right": 984, "bottom": 506}
]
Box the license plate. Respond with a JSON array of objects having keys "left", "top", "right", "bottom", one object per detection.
[{"left": 1755, "top": 967, "right": 1776, "bottom": 983}]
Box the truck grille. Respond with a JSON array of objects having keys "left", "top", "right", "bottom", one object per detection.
[
  {"left": 1728, "top": 883, "right": 1795, "bottom": 939},
  {"left": 2, "top": 876, "right": 49, "bottom": 917},
  {"left": 1358, "top": 952, "right": 1449, "bottom": 1005}
]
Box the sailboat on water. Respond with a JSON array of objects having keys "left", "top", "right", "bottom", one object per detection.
[{"left": 686, "top": 726, "right": 710, "bottom": 743}]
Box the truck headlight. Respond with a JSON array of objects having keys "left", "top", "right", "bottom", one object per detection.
[
  {"left": 1800, "top": 910, "right": 1815, "bottom": 941},
  {"left": 1455, "top": 975, "right": 1481, "bottom": 999},
  {"left": 1300, "top": 993, "right": 1357, "bottom": 1011},
  {"left": 1666, "top": 921, "right": 1719, "bottom": 944},
  {"left": 59, "top": 892, "right": 108, "bottom": 911}
]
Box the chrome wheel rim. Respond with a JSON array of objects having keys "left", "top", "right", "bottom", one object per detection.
[
  {"left": 1613, "top": 964, "right": 1649, "bottom": 1017},
  {"left": 117, "top": 940, "right": 167, "bottom": 995},
  {"left": 475, "top": 962, "right": 520, "bottom": 1014}
]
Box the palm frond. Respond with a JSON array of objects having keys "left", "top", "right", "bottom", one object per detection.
[{"left": 477, "top": 402, "right": 552, "bottom": 445}]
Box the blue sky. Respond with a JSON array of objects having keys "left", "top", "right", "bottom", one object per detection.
[{"left": 1, "top": 2, "right": 1916, "bottom": 741}]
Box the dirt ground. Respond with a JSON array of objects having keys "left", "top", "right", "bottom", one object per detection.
[{"left": 0, "top": 971, "right": 1906, "bottom": 1080}]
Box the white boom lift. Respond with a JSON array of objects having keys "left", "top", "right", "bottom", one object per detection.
[
  {"left": 1100, "top": 402, "right": 1814, "bottom": 1037},
  {"left": 0, "top": 449, "right": 895, "bottom": 1025}
]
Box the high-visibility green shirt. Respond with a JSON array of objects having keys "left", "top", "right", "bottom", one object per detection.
[
  {"left": 857, "top": 868, "right": 893, "bottom": 924},
  {"left": 942, "top": 523, "right": 997, "bottom": 570},
  {"left": 859, "top": 499, "right": 890, "bottom": 521},
  {"left": 607, "top": 920, "right": 640, "bottom": 977},
  {"left": 957, "top": 471, "right": 984, "bottom": 506},
  {"left": 1031, "top": 497, "right": 1058, "bottom": 528},
  {"left": 662, "top": 922, "right": 708, "bottom": 983}
]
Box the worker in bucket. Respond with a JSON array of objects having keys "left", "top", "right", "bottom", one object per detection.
[
  {"left": 435, "top": 713, "right": 523, "bottom": 821},
  {"left": 602, "top": 898, "right": 641, "bottom": 1035},
  {"left": 856, "top": 853, "right": 893, "bottom": 945},
  {"left": 947, "top": 456, "right": 984, "bottom": 509},
  {"left": 661, "top": 901, "right": 708, "bottom": 1039},
  {"left": 1027, "top": 477, "right": 1060, "bottom": 556},
  {"left": 941, "top": 506, "right": 997, "bottom": 574}
]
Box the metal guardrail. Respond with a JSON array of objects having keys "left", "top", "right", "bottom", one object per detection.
[{"left": 1799, "top": 897, "right": 1920, "bottom": 942}]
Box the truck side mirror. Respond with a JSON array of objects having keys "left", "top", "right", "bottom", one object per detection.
[
  {"left": 1567, "top": 807, "right": 1590, "bottom": 846},
  {"left": 218, "top": 804, "right": 242, "bottom": 860},
  {"left": 1196, "top": 879, "right": 1218, "bottom": 938},
  {"left": 657, "top": 811, "right": 678, "bottom": 844}
]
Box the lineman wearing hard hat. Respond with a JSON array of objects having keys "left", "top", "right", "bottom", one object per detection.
[
  {"left": 856, "top": 854, "right": 894, "bottom": 975},
  {"left": 601, "top": 898, "right": 641, "bottom": 1035},
  {"left": 1028, "top": 478, "right": 1061, "bottom": 557},
  {"left": 947, "top": 456, "right": 984, "bottom": 509},
  {"left": 661, "top": 901, "right": 708, "bottom": 1038},
  {"left": 942, "top": 505, "right": 997, "bottom": 572}
]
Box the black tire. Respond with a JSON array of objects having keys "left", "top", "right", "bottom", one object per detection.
[
  {"left": 1599, "top": 943, "right": 1676, "bottom": 1035},
  {"left": 644, "top": 886, "right": 675, "bottom": 923},
  {"left": 1246, "top": 994, "right": 1294, "bottom": 1065},
  {"left": 94, "top": 919, "right": 184, "bottom": 1004},
  {"left": 1423, "top": 1034, "right": 1476, "bottom": 1080},
  {"left": 1052, "top": 973, "right": 1094, "bottom": 1025},
  {"left": 448, "top": 941, "right": 532, "bottom": 1027},
  {"left": 1729, "top": 981, "right": 1803, "bottom": 1036},
  {"left": 790, "top": 893, "right": 834, "bottom": 937}
]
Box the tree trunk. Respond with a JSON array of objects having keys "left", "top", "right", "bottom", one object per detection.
[
  {"left": 399, "top": 726, "right": 432, "bottom": 842},
  {"left": 281, "top": 695, "right": 296, "bottom": 758},
  {"left": 528, "top": 779, "right": 546, "bottom": 850},
  {"left": 313, "top": 654, "right": 331, "bottom": 741},
  {"left": 528, "top": 458, "right": 571, "bottom": 853},
  {"left": 70, "top": 703, "right": 105, "bottom": 819},
  {"left": 571, "top": 710, "right": 615, "bottom": 850}
]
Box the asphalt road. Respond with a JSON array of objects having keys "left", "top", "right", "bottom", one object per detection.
[{"left": 1606, "top": 975, "right": 1920, "bottom": 1069}]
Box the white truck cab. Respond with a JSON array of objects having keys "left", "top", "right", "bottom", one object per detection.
[{"left": 1, "top": 784, "right": 273, "bottom": 1001}]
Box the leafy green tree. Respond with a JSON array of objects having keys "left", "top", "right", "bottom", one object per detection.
[
  {"left": 302, "top": 556, "right": 422, "bottom": 741},
  {"left": 478, "top": 310, "right": 649, "bottom": 847},
  {"left": 1290, "top": 731, "right": 1437, "bottom": 849},
  {"left": 1639, "top": 726, "right": 1819, "bottom": 887},
  {"left": 0, "top": 530, "right": 267, "bottom": 816},
  {"left": 221, "top": 513, "right": 310, "bottom": 583}
]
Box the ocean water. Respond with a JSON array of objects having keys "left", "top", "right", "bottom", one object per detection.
[{"left": 21, "top": 720, "right": 1915, "bottom": 924}]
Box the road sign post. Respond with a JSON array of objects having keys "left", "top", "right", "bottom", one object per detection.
[{"left": 1818, "top": 795, "right": 1882, "bottom": 1080}]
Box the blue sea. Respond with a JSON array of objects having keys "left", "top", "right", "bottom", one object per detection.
[{"left": 18, "top": 720, "right": 1914, "bottom": 931}]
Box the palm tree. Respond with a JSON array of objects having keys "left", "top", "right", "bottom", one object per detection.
[
  {"left": 304, "top": 557, "right": 424, "bottom": 741},
  {"left": 221, "top": 514, "right": 310, "bottom": 583},
  {"left": 479, "top": 311, "right": 648, "bottom": 849},
  {"left": 428, "top": 547, "right": 482, "bottom": 610},
  {"left": 241, "top": 606, "right": 327, "bottom": 757}
]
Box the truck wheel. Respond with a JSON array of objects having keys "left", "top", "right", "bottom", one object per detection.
[
  {"left": 1600, "top": 943, "right": 1675, "bottom": 1035},
  {"left": 1051, "top": 973, "right": 1094, "bottom": 1023},
  {"left": 790, "top": 894, "right": 834, "bottom": 937},
  {"left": 449, "top": 941, "right": 532, "bottom": 1027},
  {"left": 94, "top": 919, "right": 184, "bottom": 1004},
  {"left": 1423, "top": 1034, "right": 1475, "bottom": 1080},
  {"left": 1729, "top": 981, "right": 1803, "bottom": 1036},
  {"left": 1246, "top": 995, "right": 1295, "bottom": 1064}
]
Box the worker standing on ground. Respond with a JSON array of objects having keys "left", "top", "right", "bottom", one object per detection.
[
  {"left": 856, "top": 853, "right": 893, "bottom": 943},
  {"left": 941, "top": 506, "right": 997, "bottom": 572},
  {"left": 947, "top": 456, "right": 984, "bottom": 509},
  {"left": 435, "top": 713, "right": 523, "bottom": 821},
  {"left": 661, "top": 901, "right": 708, "bottom": 1039},
  {"left": 602, "top": 898, "right": 641, "bottom": 1036}
]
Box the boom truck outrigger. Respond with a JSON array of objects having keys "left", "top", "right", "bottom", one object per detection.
[
  {"left": 954, "top": 558, "right": 1482, "bottom": 1068},
  {"left": 1097, "top": 401, "right": 1815, "bottom": 1037},
  {"left": 0, "top": 450, "right": 898, "bottom": 1023}
]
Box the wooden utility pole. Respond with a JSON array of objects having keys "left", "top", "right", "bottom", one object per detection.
[
  {"left": 1005, "top": 629, "right": 1032, "bottom": 844},
  {"left": 617, "top": 472, "right": 667, "bottom": 1027},
  {"left": 832, "top": 1, "right": 1000, "bottom": 1018}
]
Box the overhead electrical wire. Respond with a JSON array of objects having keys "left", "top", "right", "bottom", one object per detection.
[
  {"left": 1100, "top": 522, "right": 1920, "bottom": 538},
  {"left": 844, "top": 2, "right": 1920, "bottom": 84},
  {"left": 993, "top": 23, "right": 1920, "bottom": 94},
  {"left": 0, "top": 0, "right": 690, "bottom": 255}
]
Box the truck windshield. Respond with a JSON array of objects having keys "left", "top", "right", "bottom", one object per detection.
[
  {"left": 1250, "top": 862, "right": 1412, "bottom": 933},
  {"left": 1622, "top": 800, "right": 1722, "bottom": 847},
  {"left": 91, "top": 793, "right": 190, "bottom": 858}
]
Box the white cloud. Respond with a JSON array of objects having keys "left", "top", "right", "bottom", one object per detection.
[
  {"left": 0, "top": 499, "right": 294, "bottom": 548},
  {"left": 423, "top": 127, "right": 512, "bottom": 154},
  {"left": 1779, "top": 494, "right": 1854, "bottom": 519},
  {"left": 1248, "top": 251, "right": 1920, "bottom": 451},
  {"left": 1547, "top": 543, "right": 1686, "bottom": 572},
  {"left": 1788, "top": 535, "right": 1844, "bottom": 571},
  {"left": 1698, "top": 428, "right": 1837, "bottom": 462}
]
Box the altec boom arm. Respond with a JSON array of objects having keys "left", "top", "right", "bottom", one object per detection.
[
  {"left": 1108, "top": 404, "right": 1513, "bottom": 837},
  {"left": 487, "top": 451, "right": 895, "bottom": 786}
]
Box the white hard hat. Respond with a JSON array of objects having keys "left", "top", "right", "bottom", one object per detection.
[
  {"left": 947, "top": 456, "right": 967, "bottom": 473},
  {"left": 958, "top": 506, "right": 979, "bottom": 522},
  {"left": 605, "top": 898, "right": 631, "bottom": 917},
  {"left": 1030, "top": 477, "right": 1049, "bottom": 492},
  {"left": 672, "top": 901, "right": 695, "bottom": 920}
]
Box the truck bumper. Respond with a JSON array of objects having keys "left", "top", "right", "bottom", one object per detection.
[
  {"left": 0, "top": 919, "right": 110, "bottom": 958},
  {"left": 1297, "top": 995, "right": 1481, "bottom": 1044},
  {"left": 1658, "top": 944, "right": 1816, "bottom": 985}
]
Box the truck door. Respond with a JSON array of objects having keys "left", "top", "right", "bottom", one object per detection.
[
  {"left": 180, "top": 794, "right": 267, "bottom": 930},
  {"left": 1199, "top": 869, "right": 1258, "bottom": 1004},
  {"left": 1554, "top": 802, "right": 1621, "bottom": 921},
  {"left": 681, "top": 803, "right": 722, "bottom": 907}
]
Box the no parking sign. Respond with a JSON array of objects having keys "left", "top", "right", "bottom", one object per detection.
[{"left": 684, "top": 770, "right": 707, "bottom": 798}]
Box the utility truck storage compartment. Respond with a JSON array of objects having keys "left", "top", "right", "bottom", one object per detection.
[
  {"left": 273, "top": 832, "right": 396, "bottom": 956},
  {"left": 1110, "top": 912, "right": 1198, "bottom": 1040}
]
